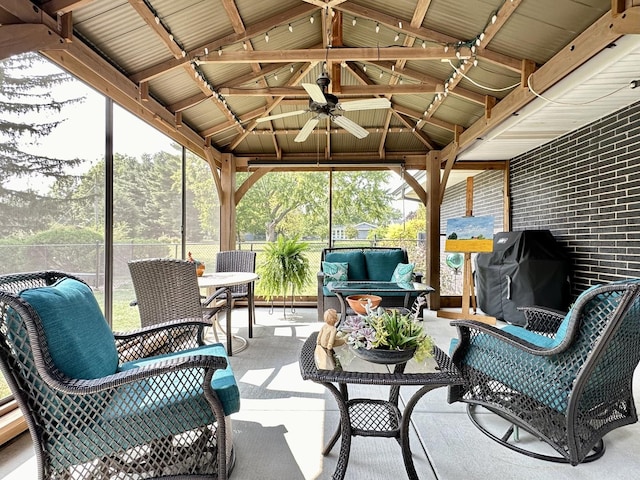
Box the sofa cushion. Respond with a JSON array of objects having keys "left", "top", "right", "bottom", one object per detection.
[
  {"left": 20, "top": 278, "right": 118, "bottom": 380},
  {"left": 325, "top": 251, "right": 367, "bottom": 280},
  {"left": 364, "top": 250, "right": 406, "bottom": 281},
  {"left": 391, "top": 263, "right": 414, "bottom": 283},
  {"left": 322, "top": 261, "right": 348, "bottom": 285},
  {"left": 119, "top": 342, "right": 240, "bottom": 415}
]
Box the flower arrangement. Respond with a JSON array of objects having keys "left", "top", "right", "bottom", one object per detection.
[{"left": 338, "top": 306, "right": 434, "bottom": 362}]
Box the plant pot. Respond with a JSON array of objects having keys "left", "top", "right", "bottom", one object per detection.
[
  {"left": 346, "top": 294, "right": 382, "bottom": 315},
  {"left": 351, "top": 346, "right": 416, "bottom": 365}
]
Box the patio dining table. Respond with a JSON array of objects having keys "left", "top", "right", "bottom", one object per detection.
[{"left": 198, "top": 271, "right": 258, "bottom": 355}]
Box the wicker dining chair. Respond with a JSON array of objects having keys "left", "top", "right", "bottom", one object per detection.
[
  {"left": 448, "top": 279, "right": 640, "bottom": 465},
  {"left": 0, "top": 271, "right": 240, "bottom": 479},
  {"left": 128, "top": 257, "right": 232, "bottom": 337},
  {"left": 215, "top": 250, "right": 257, "bottom": 337}
]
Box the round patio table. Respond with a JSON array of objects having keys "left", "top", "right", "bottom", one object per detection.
[{"left": 198, "top": 272, "right": 258, "bottom": 355}]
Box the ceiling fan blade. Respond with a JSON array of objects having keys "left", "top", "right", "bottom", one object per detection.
[
  {"left": 332, "top": 115, "right": 369, "bottom": 139},
  {"left": 294, "top": 117, "right": 320, "bottom": 142},
  {"left": 338, "top": 98, "right": 391, "bottom": 112},
  {"left": 255, "top": 110, "right": 308, "bottom": 123},
  {"left": 302, "top": 83, "right": 327, "bottom": 104}
]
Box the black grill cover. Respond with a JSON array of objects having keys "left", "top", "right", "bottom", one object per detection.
[{"left": 475, "top": 230, "right": 570, "bottom": 326}]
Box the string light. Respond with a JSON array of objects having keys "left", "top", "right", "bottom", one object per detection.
[
  {"left": 204, "top": 47, "right": 208, "bottom": 55},
  {"left": 394, "top": 33, "right": 400, "bottom": 42},
  {"left": 398, "top": 21, "right": 403, "bottom": 29},
  {"left": 444, "top": 45, "right": 449, "bottom": 52},
  {"left": 363, "top": 64, "right": 367, "bottom": 72},
  {"left": 218, "top": 46, "right": 222, "bottom": 56},
  {"left": 352, "top": 18, "right": 357, "bottom": 26},
  {"left": 243, "top": 41, "right": 248, "bottom": 50},
  {"left": 491, "top": 14, "right": 498, "bottom": 24},
  {"left": 375, "top": 23, "right": 380, "bottom": 33},
  {"left": 422, "top": 40, "right": 426, "bottom": 48},
  {"left": 265, "top": 31, "right": 269, "bottom": 43},
  {"left": 288, "top": 24, "right": 293, "bottom": 33},
  {"left": 290, "top": 65, "right": 294, "bottom": 73},
  {"left": 310, "top": 15, "right": 314, "bottom": 24},
  {"left": 154, "top": 16, "right": 160, "bottom": 24}
]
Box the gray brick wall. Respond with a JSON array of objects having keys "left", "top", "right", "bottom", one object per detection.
[
  {"left": 510, "top": 100, "right": 640, "bottom": 297},
  {"left": 441, "top": 169, "right": 505, "bottom": 232}
]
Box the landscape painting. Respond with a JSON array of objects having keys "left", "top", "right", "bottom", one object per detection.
[{"left": 445, "top": 215, "right": 495, "bottom": 253}]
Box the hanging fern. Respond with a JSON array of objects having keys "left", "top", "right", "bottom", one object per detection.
[{"left": 257, "top": 235, "right": 311, "bottom": 302}]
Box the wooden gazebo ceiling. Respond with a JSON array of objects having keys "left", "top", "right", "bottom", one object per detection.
[{"left": 2, "top": 1, "right": 639, "bottom": 173}]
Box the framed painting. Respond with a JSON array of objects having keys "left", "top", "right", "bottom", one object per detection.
[{"left": 445, "top": 216, "right": 495, "bottom": 253}]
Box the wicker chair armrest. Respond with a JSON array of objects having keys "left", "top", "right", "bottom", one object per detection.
[
  {"left": 114, "top": 317, "right": 210, "bottom": 361},
  {"left": 201, "top": 286, "right": 232, "bottom": 308},
  {"left": 43, "top": 354, "right": 228, "bottom": 396},
  {"left": 518, "top": 306, "right": 566, "bottom": 335},
  {"left": 450, "top": 320, "right": 564, "bottom": 359}
]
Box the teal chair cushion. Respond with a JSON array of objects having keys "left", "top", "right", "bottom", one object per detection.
[
  {"left": 364, "top": 250, "right": 406, "bottom": 281},
  {"left": 325, "top": 251, "right": 367, "bottom": 280},
  {"left": 119, "top": 342, "right": 240, "bottom": 415},
  {"left": 20, "top": 278, "right": 118, "bottom": 380}
]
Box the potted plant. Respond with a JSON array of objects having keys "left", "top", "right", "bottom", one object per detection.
[
  {"left": 257, "top": 235, "right": 311, "bottom": 316},
  {"left": 338, "top": 307, "right": 434, "bottom": 363}
]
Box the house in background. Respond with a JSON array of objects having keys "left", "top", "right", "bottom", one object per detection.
[{"left": 331, "top": 222, "right": 377, "bottom": 241}]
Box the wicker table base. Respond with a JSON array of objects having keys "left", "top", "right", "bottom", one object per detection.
[{"left": 299, "top": 332, "right": 463, "bottom": 480}]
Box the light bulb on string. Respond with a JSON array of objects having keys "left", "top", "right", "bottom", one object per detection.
[
  {"left": 204, "top": 47, "right": 209, "bottom": 55},
  {"left": 288, "top": 24, "right": 293, "bottom": 33},
  {"left": 398, "top": 21, "right": 403, "bottom": 29},
  {"left": 394, "top": 33, "right": 400, "bottom": 42},
  {"left": 243, "top": 42, "right": 248, "bottom": 50},
  {"left": 492, "top": 14, "right": 498, "bottom": 24},
  {"left": 155, "top": 16, "right": 160, "bottom": 24},
  {"left": 265, "top": 31, "right": 269, "bottom": 43},
  {"left": 352, "top": 18, "right": 356, "bottom": 26},
  {"left": 375, "top": 23, "right": 380, "bottom": 33},
  {"left": 218, "top": 47, "right": 222, "bottom": 56},
  {"left": 422, "top": 40, "right": 426, "bottom": 48},
  {"left": 310, "top": 15, "right": 314, "bottom": 24}
]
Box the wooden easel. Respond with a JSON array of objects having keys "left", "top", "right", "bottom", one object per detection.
[{"left": 438, "top": 178, "right": 496, "bottom": 325}]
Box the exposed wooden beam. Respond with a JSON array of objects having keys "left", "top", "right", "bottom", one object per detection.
[
  {"left": 200, "top": 46, "right": 473, "bottom": 64},
  {"left": 336, "top": 1, "right": 521, "bottom": 72},
  {"left": 41, "top": 0, "right": 94, "bottom": 15},
  {"left": 394, "top": 112, "right": 435, "bottom": 150},
  {"left": 0, "top": 23, "right": 68, "bottom": 59},
  {"left": 219, "top": 84, "right": 442, "bottom": 96},
  {"left": 129, "top": 3, "right": 318, "bottom": 83},
  {"left": 440, "top": 9, "right": 630, "bottom": 166}
]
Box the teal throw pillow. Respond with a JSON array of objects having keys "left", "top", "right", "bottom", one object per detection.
[
  {"left": 391, "top": 263, "right": 414, "bottom": 283},
  {"left": 20, "top": 278, "right": 118, "bottom": 380},
  {"left": 322, "top": 261, "right": 349, "bottom": 285}
]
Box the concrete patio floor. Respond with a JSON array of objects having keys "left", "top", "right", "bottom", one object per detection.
[{"left": 1, "top": 305, "right": 640, "bottom": 479}]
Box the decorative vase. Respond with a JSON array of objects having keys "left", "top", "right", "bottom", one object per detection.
[{"left": 351, "top": 346, "right": 416, "bottom": 365}]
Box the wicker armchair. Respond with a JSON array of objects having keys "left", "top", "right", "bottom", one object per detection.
[
  {"left": 215, "top": 251, "right": 257, "bottom": 337},
  {"left": 0, "top": 271, "right": 240, "bottom": 479},
  {"left": 448, "top": 280, "right": 640, "bottom": 465}
]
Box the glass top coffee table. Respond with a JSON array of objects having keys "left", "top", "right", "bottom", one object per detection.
[
  {"left": 299, "top": 332, "right": 463, "bottom": 480},
  {"left": 327, "top": 281, "right": 434, "bottom": 321}
]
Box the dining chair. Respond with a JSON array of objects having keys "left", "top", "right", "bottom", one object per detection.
[
  {"left": 215, "top": 250, "right": 257, "bottom": 337},
  {"left": 128, "top": 258, "right": 233, "bottom": 350}
]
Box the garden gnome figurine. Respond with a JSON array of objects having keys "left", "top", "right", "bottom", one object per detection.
[{"left": 317, "top": 308, "right": 345, "bottom": 350}]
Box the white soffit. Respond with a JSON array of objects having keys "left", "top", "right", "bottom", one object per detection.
[{"left": 458, "top": 34, "right": 640, "bottom": 161}]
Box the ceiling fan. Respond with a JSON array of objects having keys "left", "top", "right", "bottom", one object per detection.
[{"left": 255, "top": 73, "right": 391, "bottom": 142}]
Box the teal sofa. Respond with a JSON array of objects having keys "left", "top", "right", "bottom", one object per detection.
[{"left": 317, "top": 247, "right": 422, "bottom": 321}]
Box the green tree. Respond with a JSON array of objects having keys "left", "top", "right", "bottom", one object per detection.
[
  {"left": 235, "top": 170, "right": 400, "bottom": 242},
  {"left": 0, "top": 53, "right": 85, "bottom": 237}
]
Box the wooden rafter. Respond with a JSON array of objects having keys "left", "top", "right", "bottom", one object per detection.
[{"left": 128, "top": 3, "right": 318, "bottom": 83}]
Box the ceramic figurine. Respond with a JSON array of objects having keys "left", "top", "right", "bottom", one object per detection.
[{"left": 317, "top": 308, "right": 344, "bottom": 350}]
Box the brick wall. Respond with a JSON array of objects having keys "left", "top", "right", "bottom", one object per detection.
[
  {"left": 510, "top": 100, "right": 640, "bottom": 296},
  {"left": 440, "top": 169, "right": 505, "bottom": 232}
]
